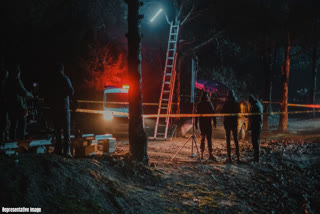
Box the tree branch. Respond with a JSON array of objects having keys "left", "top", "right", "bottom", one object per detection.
[
  {"left": 180, "top": 30, "right": 225, "bottom": 58},
  {"left": 182, "top": 8, "right": 209, "bottom": 25},
  {"left": 176, "top": 0, "right": 184, "bottom": 21},
  {"left": 190, "top": 30, "right": 225, "bottom": 53},
  {"left": 180, "top": 0, "right": 195, "bottom": 26}
]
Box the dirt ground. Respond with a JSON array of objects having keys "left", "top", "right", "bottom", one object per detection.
[
  {"left": 112, "top": 117, "right": 320, "bottom": 213},
  {"left": 1, "top": 117, "right": 320, "bottom": 213}
]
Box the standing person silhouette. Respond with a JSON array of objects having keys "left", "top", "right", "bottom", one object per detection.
[
  {"left": 49, "top": 63, "right": 74, "bottom": 158},
  {"left": 249, "top": 95, "right": 263, "bottom": 162},
  {"left": 195, "top": 91, "right": 217, "bottom": 161},
  {"left": 221, "top": 90, "right": 241, "bottom": 162},
  {"left": 4, "top": 65, "right": 33, "bottom": 141}
]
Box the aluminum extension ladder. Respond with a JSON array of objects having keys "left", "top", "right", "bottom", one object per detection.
[{"left": 153, "top": 21, "right": 180, "bottom": 139}]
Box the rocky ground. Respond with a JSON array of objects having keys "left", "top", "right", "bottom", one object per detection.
[{"left": 1, "top": 118, "right": 320, "bottom": 214}]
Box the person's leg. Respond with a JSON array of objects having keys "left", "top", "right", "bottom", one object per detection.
[
  {"left": 251, "top": 128, "right": 260, "bottom": 162},
  {"left": 200, "top": 129, "right": 206, "bottom": 159},
  {"left": 54, "top": 120, "right": 62, "bottom": 155},
  {"left": 63, "top": 110, "right": 72, "bottom": 158},
  {"left": 225, "top": 127, "right": 231, "bottom": 161},
  {"left": 16, "top": 111, "right": 26, "bottom": 140},
  {"left": 255, "top": 129, "right": 261, "bottom": 161},
  {"left": 206, "top": 127, "right": 215, "bottom": 160},
  {"left": 232, "top": 127, "right": 240, "bottom": 161},
  {"left": 8, "top": 111, "right": 17, "bottom": 141}
]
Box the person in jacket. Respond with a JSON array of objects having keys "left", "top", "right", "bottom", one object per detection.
[
  {"left": 0, "top": 69, "right": 9, "bottom": 145},
  {"left": 195, "top": 91, "right": 217, "bottom": 161},
  {"left": 249, "top": 95, "right": 263, "bottom": 162},
  {"left": 4, "top": 65, "right": 33, "bottom": 141},
  {"left": 50, "top": 63, "right": 74, "bottom": 158},
  {"left": 221, "top": 90, "right": 240, "bottom": 162}
]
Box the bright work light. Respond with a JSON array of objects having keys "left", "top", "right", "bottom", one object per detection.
[
  {"left": 150, "top": 8, "right": 163, "bottom": 22},
  {"left": 103, "top": 110, "right": 113, "bottom": 120}
]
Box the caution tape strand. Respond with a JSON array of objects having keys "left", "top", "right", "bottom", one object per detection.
[{"left": 75, "top": 108, "right": 320, "bottom": 118}]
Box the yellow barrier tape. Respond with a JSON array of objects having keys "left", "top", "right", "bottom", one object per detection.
[
  {"left": 263, "top": 101, "right": 320, "bottom": 108},
  {"left": 142, "top": 110, "right": 320, "bottom": 118},
  {"left": 75, "top": 108, "right": 320, "bottom": 118},
  {"left": 77, "top": 100, "right": 177, "bottom": 106},
  {"left": 78, "top": 99, "right": 318, "bottom": 109}
]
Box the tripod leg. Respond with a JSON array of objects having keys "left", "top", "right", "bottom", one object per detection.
[
  {"left": 191, "top": 140, "right": 194, "bottom": 156},
  {"left": 192, "top": 136, "right": 205, "bottom": 172},
  {"left": 169, "top": 135, "right": 192, "bottom": 163}
]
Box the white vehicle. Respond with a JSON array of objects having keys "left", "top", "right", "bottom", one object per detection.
[{"left": 103, "top": 85, "right": 129, "bottom": 133}]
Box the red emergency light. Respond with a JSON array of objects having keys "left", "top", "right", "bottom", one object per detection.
[{"left": 122, "top": 84, "right": 130, "bottom": 89}]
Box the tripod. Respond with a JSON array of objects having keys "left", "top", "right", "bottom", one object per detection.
[{"left": 169, "top": 102, "right": 205, "bottom": 172}]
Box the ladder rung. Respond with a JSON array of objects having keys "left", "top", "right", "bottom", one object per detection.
[
  {"left": 162, "top": 99, "right": 169, "bottom": 101},
  {"left": 164, "top": 81, "right": 170, "bottom": 84},
  {"left": 169, "top": 41, "right": 176, "bottom": 43},
  {"left": 168, "top": 49, "right": 175, "bottom": 51},
  {"left": 166, "top": 65, "right": 173, "bottom": 68},
  {"left": 168, "top": 57, "right": 174, "bottom": 59},
  {"left": 158, "top": 124, "right": 167, "bottom": 126},
  {"left": 171, "top": 33, "right": 178, "bottom": 35},
  {"left": 165, "top": 73, "right": 172, "bottom": 76},
  {"left": 161, "top": 107, "right": 167, "bottom": 109},
  {"left": 163, "top": 90, "right": 170, "bottom": 93}
]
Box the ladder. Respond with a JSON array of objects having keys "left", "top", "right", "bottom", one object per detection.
[{"left": 154, "top": 21, "right": 180, "bottom": 139}]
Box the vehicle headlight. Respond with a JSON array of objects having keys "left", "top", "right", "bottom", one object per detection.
[{"left": 103, "top": 111, "right": 113, "bottom": 120}]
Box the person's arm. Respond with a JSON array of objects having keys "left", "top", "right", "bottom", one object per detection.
[
  {"left": 18, "top": 79, "right": 33, "bottom": 98},
  {"left": 64, "top": 75, "right": 74, "bottom": 96}
]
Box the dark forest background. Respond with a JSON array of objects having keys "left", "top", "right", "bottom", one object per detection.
[{"left": 0, "top": 0, "right": 319, "bottom": 106}]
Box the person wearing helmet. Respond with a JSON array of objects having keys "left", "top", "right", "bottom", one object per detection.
[
  {"left": 248, "top": 95, "right": 263, "bottom": 162},
  {"left": 221, "top": 89, "right": 241, "bottom": 162},
  {"left": 195, "top": 91, "right": 217, "bottom": 161}
]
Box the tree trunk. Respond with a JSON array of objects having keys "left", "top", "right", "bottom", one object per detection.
[
  {"left": 311, "top": 47, "right": 318, "bottom": 118},
  {"left": 278, "top": 33, "right": 290, "bottom": 133},
  {"left": 262, "top": 43, "right": 273, "bottom": 131},
  {"left": 127, "top": 0, "right": 148, "bottom": 164}
]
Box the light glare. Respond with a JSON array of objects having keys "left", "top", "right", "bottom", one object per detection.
[{"left": 150, "top": 8, "right": 163, "bottom": 22}]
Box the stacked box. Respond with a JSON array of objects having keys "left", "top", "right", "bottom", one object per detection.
[
  {"left": 72, "top": 139, "right": 89, "bottom": 157},
  {"left": 108, "top": 138, "right": 116, "bottom": 153},
  {"left": 82, "top": 134, "right": 95, "bottom": 142},
  {"left": 84, "top": 145, "right": 98, "bottom": 156},
  {"left": 94, "top": 134, "right": 115, "bottom": 155},
  {"left": 70, "top": 134, "right": 94, "bottom": 157},
  {"left": 97, "top": 138, "right": 116, "bottom": 155}
]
